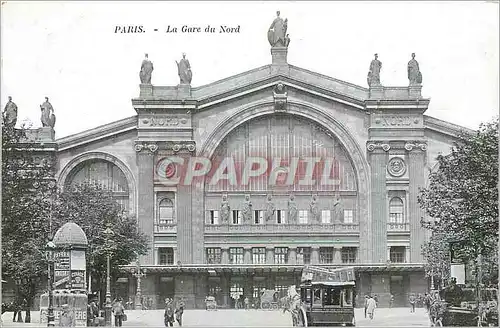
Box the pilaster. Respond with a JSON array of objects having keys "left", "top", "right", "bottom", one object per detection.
[
  {"left": 369, "top": 148, "right": 388, "bottom": 263},
  {"left": 311, "top": 247, "right": 319, "bottom": 265},
  {"left": 137, "top": 152, "right": 155, "bottom": 264},
  {"left": 266, "top": 248, "right": 274, "bottom": 264},
  {"left": 221, "top": 248, "right": 229, "bottom": 265},
  {"left": 244, "top": 248, "right": 252, "bottom": 264},
  {"left": 288, "top": 248, "right": 297, "bottom": 265},
  {"left": 333, "top": 246, "right": 342, "bottom": 264},
  {"left": 407, "top": 146, "right": 426, "bottom": 262}
]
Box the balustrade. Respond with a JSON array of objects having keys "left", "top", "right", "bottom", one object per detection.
[
  {"left": 387, "top": 222, "right": 409, "bottom": 232},
  {"left": 154, "top": 224, "right": 177, "bottom": 233},
  {"left": 204, "top": 222, "right": 359, "bottom": 233}
]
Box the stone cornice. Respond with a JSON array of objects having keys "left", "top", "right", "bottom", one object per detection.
[
  {"left": 424, "top": 115, "right": 476, "bottom": 139},
  {"left": 56, "top": 116, "right": 137, "bottom": 152},
  {"left": 134, "top": 140, "right": 196, "bottom": 154}
]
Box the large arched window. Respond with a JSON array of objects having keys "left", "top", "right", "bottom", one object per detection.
[
  {"left": 158, "top": 198, "right": 175, "bottom": 226},
  {"left": 389, "top": 197, "right": 404, "bottom": 223},
  {"left": 65, "top": 159, "right": 129, "bottom": 212}
]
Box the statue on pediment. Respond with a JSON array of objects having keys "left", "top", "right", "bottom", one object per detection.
[
  {"left": 288, "top": 194, "right": 298, "bottom": 224},
  {"left": 139, "top": 53, "right": 154, "bottom": 84},
  {"left": 408, "top": 53, "right": 422, "bottom": 85},
  {"left": 333, "top": 193, "right": 344, "bottom": 222},
  {"left": 268, "top": 11, "right": 288, "bottom": 47},
  {"left": 40, "top": 97, "right": 56, "bottom": 128},
  {"left": 265, "top": 194, "right": 275, "bottom": 223},
  {"left": 310, "top": 194, "right": 320, "bottom": 223},
  {"left": 176, "top": 53, "right": 192, "bottom": 85},
  {"left": 241, "top": 194, "right": 253, "bottom": 224},
  {"left": 367, "top": 53, "right": 382, "bottom": 87},
  {"left": 3, "top": 96, "right": 18, "bottom": 128},
  {"left": 220, "top": 194, "right": 230, "bottom": 224}
]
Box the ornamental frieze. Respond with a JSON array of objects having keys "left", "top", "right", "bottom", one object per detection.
[
  {"left": 404, "top": 142, "right": 427, "bottom": 151},
  {"left": 134, "top": 141, "right": 196, "bottom": 153}
]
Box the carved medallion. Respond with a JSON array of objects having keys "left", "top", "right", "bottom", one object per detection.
[{"left": 387, "top": 157, "right": 406, "bottom": 177}]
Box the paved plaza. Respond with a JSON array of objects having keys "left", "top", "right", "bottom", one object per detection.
[{"left": 2, "top": 308, "right": 430, "bottom": 327}]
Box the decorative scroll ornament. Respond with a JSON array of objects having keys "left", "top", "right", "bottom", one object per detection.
[
  {"left": 172, "top": 144, "right": 181, "bottom": 152},
  {"left": 187, "top": 144, "right": 196, "bottom": 152},
  {"left": 387, "top": 157, "right": 407, "bottom": 177},
  {"left": 148, "top": 144, "right": 159, "bottom": 153},
  {"left": 404, "top": 142, "right": 427, "bottom": 151},
  {"left": 134, "top": 144, "right": 144, "bottom": 152},
  {"left": 366, "top": 143, "right": 391, "bottom": 152},
  {"left": 273, "top": 83, "right": 288, "bottom": 112}
]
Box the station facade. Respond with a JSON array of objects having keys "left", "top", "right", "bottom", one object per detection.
[{"left": 41, "top": 36, "right": 472, "bottom": 310}]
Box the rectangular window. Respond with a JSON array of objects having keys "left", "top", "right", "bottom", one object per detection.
[
  {"left": 254, "top": 210, "right": 263, "bottom": 224},
  {"left": 321, "top": 210, "right": 331, "bottom": 224},
  {"left": 341, "top": 247, "right": 357, "bottom": 264},
  {"left": 319, "top": 247, "right": 334, "bottom": 264},
  {"left": 232, "top": 210, "right": 241, "bottom": 225},
  {"left": 229, "top": 247, "right": 244, "bottom": 264},
  {"left": 299, "top": 210, "right": 308, "bottom": 224},
  {"left": 207, "top": 210, "right": 219, "bottom": 225},
  {"left": 343, "top": 210, "right": 354, "bottom": 223},
  {"left": 297, "top": 247, "right": 311, "bottom": 265},
  {"left": 206, "top": 248, "right": 222, "bottom": 264},
  {"left": 390, "top": 246, "right": 406, "bottom": 263},
  {"left": 253, "top": 283, "right": 266, "bottom": 300},
  {"left": 276, "top": 210, "right": 286, "bottom": 224},
  {"left": 274, "top": 247, "right": 288, "bottom": 264},
  {"left": 158, "top": 247, "right": 174, "bottom": 265},
  {"left": 252, "top": 247, "right": 266, "bottom": 264}
]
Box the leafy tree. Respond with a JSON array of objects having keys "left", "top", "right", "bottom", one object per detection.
[
  {"left": 2, "top": 123, "right": 56, "bottom": 322},
  {"left": 419, "top": 118, "right": 499, "bottom": 286},
  {"left": 52, "top": 183, "right": 149, "bottom": 304}
]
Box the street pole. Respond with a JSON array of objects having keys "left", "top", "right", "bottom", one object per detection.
[
  {"left": 47, "top": 259, "right": 54, "bottom": 327},
  {"left": 105, "top": 253, "right": 112, "bottom": 326},
  {"left": 134, "top": 258, "right": 145, "bottom": 310}
]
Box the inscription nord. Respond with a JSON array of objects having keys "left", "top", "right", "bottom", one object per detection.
[{"left": 380, "top": 116, "right": 412, "bottom": 127}]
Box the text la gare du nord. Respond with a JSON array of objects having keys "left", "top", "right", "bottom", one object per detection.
[{"left": 114, "top": 24, "right": 241, "bottom": 34}]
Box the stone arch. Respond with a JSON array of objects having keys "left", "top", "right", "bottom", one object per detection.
[
  {"left": 198, "top": 101, "right": 372, "bottom": 261},
  {"left": 57, "top": 151, "right": 137, "bottom": 215}
]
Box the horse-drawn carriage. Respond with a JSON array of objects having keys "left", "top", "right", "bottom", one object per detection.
[
  {"left": 260, "top": 289, "right": 280, "bottom": 310},
  {"left": 205, "top": 296, "right": 217, "bottom": 311}
]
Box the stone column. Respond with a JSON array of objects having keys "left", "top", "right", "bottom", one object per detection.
[
  {"left": 137, "top": 152, "right": 155, "bottom": 264},
  {"left": 191, "top": 183, "right": 205, "bottom": 264},
  {"left": 405, "top": 246, "right": 410, "bottom": 263},
  {"left": 369, "top": 148, "right": 388, "bottom": 263},
  {"left": 244, "top": 248, "right": 252, "bottom": 264},
  {"left": 176, "top": 159, "right": 193, "bottom": 264},
  {"left": 311, "top": 247, "right": 319, "bottom": 265},
  {"left": 288, "top": 248, "right": 297, "bottom": 265},
  {"left": 266, "top": 248, "right": 274, "bottom": 264},
  {"left": 408, "top": 148, "right": 426, "bottom": 262},
  {"left": 334, "top": 247, "right": 342, "bottom": 264},
  {"left": 221, "top": 274, "right": 230, "bottom": 308},
  {"left": 221, "top": 248, "right": 229, "bottom": 264}
]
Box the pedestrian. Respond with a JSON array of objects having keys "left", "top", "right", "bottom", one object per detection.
[
  {"left": 363, "top": 295, "right": 369, "bottom": 318},
  {"left": 389, "top": 294, "right": 394, "bottom": 308},
  {"left": 424, "top": 293, "right": 431, "bottom": 312},
  {"left": 87, "top": 301, "right": 99, "bottom": 326},
  {"left": 175, "top": 298, "right": 185, "bottom": 326},
  {"left": 164, "top": 298, "right": 175, "bottom": 327},
  {"left": 59, "top": 304, "right": 75, "bottom": 327},
  {"left": 244, "top": 297, "right": 249, "bottom": 310},
  {"left": 366, "top": 296, "right": 377, "bottom": 320},
  {"left": 409, "top": 293, "right": 416, "bottom": 313},
  {"left": 112, "top": 298, "right": 125, "bottom": 327}
]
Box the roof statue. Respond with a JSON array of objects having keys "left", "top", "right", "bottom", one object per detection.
[
  {"left": 367, "top": 53, "right": 382, "bottom": 87},
  {"left": 408, "top": 53, "right": 423, "bottom": 85},
  {"left": 3, "top": 96, "right": 18, "bottom": 128},
  {"left": 176, "top": 53, "right": 192, "bottom": 85},
  {"left": 268, "top": 11, "right": 288, "bottom": 47},
  {"left": 40, "top": 97, "right": 56, "bottom": 128},
  {"left": 139, "top": 53, "right": 154, "bottom": 84}
]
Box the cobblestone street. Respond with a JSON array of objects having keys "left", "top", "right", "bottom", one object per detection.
[{"left": 2, "top": 308, "right": 430, "bottom": 327}]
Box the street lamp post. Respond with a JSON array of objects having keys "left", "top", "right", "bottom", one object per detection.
[
  {"left": 133, "top": 257, "right": 146, "bottom": 310},
  {"left": 45, "top": 240, "right": 56, "bottom": 327},
  {"left": 103, "top": 225, "right": 114, "bottom": 327}
]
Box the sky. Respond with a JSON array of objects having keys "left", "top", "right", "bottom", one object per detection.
[{"left": 1, "top": 1, "right": 499, "bottom": 139}]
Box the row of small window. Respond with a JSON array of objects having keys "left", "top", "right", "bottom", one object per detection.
[
  {"left": 206, "top": 247, "right": 358, "bottom": 264},
  {"left": 206, "top": 210, "right": 355, "bottom": 225},
  {"left": 157, "top": 246, "right": 408, "bottom": 265}
]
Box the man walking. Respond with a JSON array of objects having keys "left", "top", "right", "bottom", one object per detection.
[
  {"left": 363, "top": 295, "right": 369, "bottom": 318},
  {"left": 175, "top": 298, "right": 185, "bottom": 327},
  {"left": 112, "top": 299, "right": 125, "bottom": 327},
  {"left": 164, "top": 298, "right": 175, "bottom": 327},
  {"left": 366, "top": 295, "right": 377, "bottom": 320},
  {"left": 409, "top": 293, "right": 416, "bottom": 313}
]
